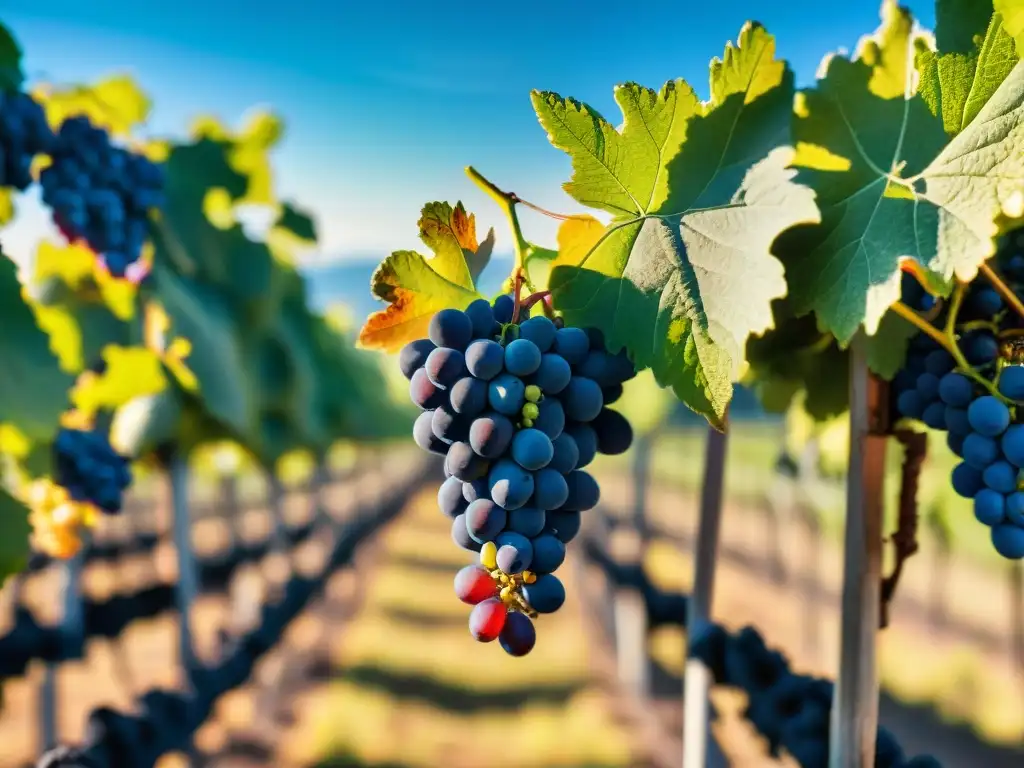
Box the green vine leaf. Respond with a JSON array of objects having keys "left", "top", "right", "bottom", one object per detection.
[
  {"left": 0, "top": 22, "right": 24, "bottom": 93},
  {"left": 995, "top": 0, "right": 1024, "bottom": 55},
  {"left": 0, "top": 487, "right": 30, "bottom": 589},
  {"left": 782, "top": 0, "right": 1024, "bottom": 347},
  {"left": 533, "top": 23, "right": 818, "bottom": 428}
]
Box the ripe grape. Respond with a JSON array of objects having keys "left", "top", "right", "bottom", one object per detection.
[
  {"left": 425, "top": 347, "right": 467, "bottom": 389},
  {"left": 562, "top": 470, "right": 600, "bottom": 511},
  {"left": 967, "top": 396, "right": 1010, "bottom": 437},
  {"left": 563, "top": 377, "right": 604, "bottom": 422},
  {"left": 489, "top": 459, "right": 534, "bottom": 510},
  {"left": 518, "top": 316, "right": 556, "bottom": 352},
  {"left": 532, "top": 468, "right": 570, "bottom": 510},
  {"left": 432, "top": 403, "right": 471, "bottom": 444},
  {"left": 951, "top": 463, "right": 984, "bottom": 498},
  {"left": 499, "top": 612, "right": 537, "bottom": 656},
  {"left": 983, "top": 461, "right": 1019, "bottom": 493},
  {"left": 446, "top": 441, "right": 489, "bottom": 482},
  {"left": 974, "top": 489, "right": 1006, "bottom": 526},
  {"left": 413, "top": 411, "right": 447, "bottom": 455},
  {"left": 998, "top": 365, "right": 1024, "bottom": 399},
  {"left": 438, "top": 476, "right": 468, "bottom": 519},
  {"left": 529, "top": 534, "right": 566, "bottom": 574},
  {"left": 592, "top": 408, "right": 633, "bottom": 455},
  {"left": 463, "top": 478, "right": 489, "bottom": 504},
  {"left": 961, "top": 433, "right": 999, "bottom": 469},
  {"left": 992, "top": 524, "right": 1024, "bottom": 559},
  {"left": 577, "top": 349, "right": 635, "bottom": 387},
  {"left": 532, "top": 353, "right": 572, "bottom": 394},
  {"left": 400, "top": 339, "right": 435, "bottom": 379},
  {"left": 493, "top": 294, "right": 515, "bottom": 324},
  {"left": 1006, "top": 493, "right": 1024, "bottom": 525},
  {"left": 549, "top": 433, "right": 580, "bottom": 474},
  {"left": 533, "top": 397, "right": 566, "bottom": 440},
  {"left": 602, "top": 383, "right": 624, "bottom": 404},
  {"left": 507, "top": 507, "right": 546, "bottom": 537},
  {"left": 504, "top": 338, "right": 542, "bottom": 376},
  {"left": 410, "top": 368, "right": 446, "bottom": 410},
  {"left": 466, "top": 339, "right": 505, "bottom": 380},
  {"left": 523, "top": 574, "right": 566, "bottom": 613},
  {"left": 963, "top": 330, "right": 999, "bottom": 365},
  {"left": 511, "top": 428, "right": 554, "bottom": 470},
  {"left": 488, "top": 373, "right": 526, "bottom": 415},
  {"left": 452, "top": 514, "right": 482, "bottom": 552},
  {"left": 553, "top": 326, "right": 589, "bottom": 364},
  {"left": 454, "top": 565, "right": 499, "bottom": 604},
  {"left": 938, "top": 373, "right": 973, "bottom": 406},
  {"left": 545, "top": 510, "right": 582, "bottom": 543},
  {"left": 566, "top": 423, "right": 598, "bottom": 468},
  {"left": 469, "top": 413, "right": 515, "bottom": 458},
  {"left": 469, "top": 598, "right": 508, "bottom": 641},
  {"left": 429, "top": 308, "right": 474, "bottom": 350},
  {"left": 944, "top": 407, "right": 970, "bottom": 436},
  {"left": 450, "top": 377, "right": 488, "bottom": 416},
  {"left": 465, "top": 298, "right": 497, "bottom": 339},
  {"left": 495, "top": 531, "right": 533, "bottom": 574},
  {"left": 465, "top": 499, "right": 508, "bottom": 543}
]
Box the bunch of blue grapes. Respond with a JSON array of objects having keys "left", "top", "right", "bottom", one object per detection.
[
  {"left": 39, "top": 115, "right": 165, "bottom": 277},
  {"left": 401, "top": 294, "right": 635, "bottom": 656},
  {"left": 690, "top": 623, "right": 940, "bottom": 768},
  {"left": 53, "top": 428, "right": 133, "bottom": 514},
  {"left": 892, "top": 247, "right": 1024, "bottom": 560},
  {"left": 0, "top": 90, "right": 55, "bottom": 190}
]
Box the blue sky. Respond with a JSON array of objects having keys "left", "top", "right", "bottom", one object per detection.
[{"left": 2, "top": 0, "right": 935, "bottom": 265}]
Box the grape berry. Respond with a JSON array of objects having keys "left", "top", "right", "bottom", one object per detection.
[{"left": 403, "top": 297, "right": 635, "bottom": 655}]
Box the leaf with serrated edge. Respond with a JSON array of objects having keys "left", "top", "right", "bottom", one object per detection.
[
  {"left": 784, "top": 1, "right": 1024, "bottom": 345},
  {"left": 357, "top": 201, "right": 485, "bottom": 352},
  {"left": 995, "top": 0, "right": 1024, "bottom": 55},
  {"left": 534, "top": 23, "right": 818, "bottom": 427}
]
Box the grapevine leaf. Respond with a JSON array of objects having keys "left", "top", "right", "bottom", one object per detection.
[
  {"left": 866, "top": 309, "right": 918, "bottom": 379},
  {"left": 995, "top": 0, "right": 1024, "bottom": 55},
  {"left": 0, "top": 256, "right": 75, "bottom": 441},
  {"left": 357, "top": 201, "right": 486, "bottom": 352},
  {"left": 744, "top": 301, "right": 850, "bottom": 420},
  {"left": 937, "top": 0, "right": 1003, "bottom": 54},
  {"left": 783, "top": 1, "right": 1024, "bottom": 345},
  {"left": 70, "top": 345, "right": 168, "bottom": 418},
  {"left": 0, "top": 23, "right": 24, "bottom": 93},
  {"left": 0, "top": 487, "right": 30, "bottom": 588},
  {"left": 33, "top": 75, "right": 151, "bottom": 138},
  {"left": 918, "top": 8, "right": 1019, "bottom": 135},
  {"left": 275, "top": 202, "right": 318, "bottom": 242},
  {"left": 109, "top": 389, "right": 184, "bottom": 458},
  {"left": 534, "top": 23, "right": 818, "bottom": 427}
]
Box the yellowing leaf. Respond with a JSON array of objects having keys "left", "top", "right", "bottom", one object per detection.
[
  {"left": 31, "top": 303, "right": 84, "bottom": 373},
  {"left": 70, "top": 345, "right": 168, "bottom": 417},
  {"left": 34, "top": 241, "right": 95, "bottom": 288},
  {"left": 33, "top": 75, "right": 151, "bottom": 138},
  {"left": 553, "top": 215, "right": 605, "bottom": 271},
  {"left": 357, "top": 201, "right": 485, "bottom": 352},
  {"left": 0, "top": 424, "right": 31, "bottom": 458},
  {"left": 166, "top": 337, "right": 198, "bottom": 392}
]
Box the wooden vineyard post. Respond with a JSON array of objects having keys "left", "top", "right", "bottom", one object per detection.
[
  {"left": 612, "top": 433, "right": 651, "bottom": 700},
  {"left": 39, "top": 551, "right": 84, "bottom": 752},
  {"left": 683, "top": 421, "right": 729, "bottom": 768},
  {"left": 829, "top": 334, "right": 887, "bottom": 768},
  {"left": 167, "top": 450, "right": 199, "bottom": 767}
]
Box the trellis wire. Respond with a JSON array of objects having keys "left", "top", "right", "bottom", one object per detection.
[
  {"left": 682, "top": 422, "right": 728, "bottom": 768},
  {"left": 829, "top": 334, "right": 886, "bottom": 768}
]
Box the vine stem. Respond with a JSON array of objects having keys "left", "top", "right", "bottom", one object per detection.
[
  {"left": 465, "top": 166, "right": 530, "bottom": 278},
  {"left": 979, "top": 262, "right": 1024, "bottom": 322},
  {"left": 892, "top": 299, "right": 1003, "bottom": 400}
]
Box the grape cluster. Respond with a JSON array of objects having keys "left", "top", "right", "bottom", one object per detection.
[
  {"left": 691, "top": 624, "right": 940, "bottom": 768},
  {"left": 0, "top": 90, "right": 55, "bottom": 190},
  {"left": 893, "top": 255, "right": 1024, "bottom": 560},
  {"left": 402, "top": 295, "right": 635, "bottom": 655},
  {"left": 40, "top": 115, "right": 164, "bottom": 277},
  {"left": 54, "top": 427, "right": 133, "bottom": 514}
]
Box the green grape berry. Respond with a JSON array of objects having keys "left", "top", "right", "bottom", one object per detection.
[
  {"left": 522, "top": 402, "right": 540, "bottom": 421},
  {"left": 525, "top": 385, "right": 542, "bottom": 403},
  {"left": 522, "top": 418, "right": 534, "bottom": 427}
]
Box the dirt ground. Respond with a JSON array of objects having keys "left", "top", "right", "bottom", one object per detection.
[{"left": 0, "top": 461, "right": 1020, "bottom": 768}]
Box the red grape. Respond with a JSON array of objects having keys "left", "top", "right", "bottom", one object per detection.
[
  {"left": 468, "top": 597, "right": 507, "bottom": 642},
  {"left": 454, "top": 565, "right": 498, "bottom": 605}
]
